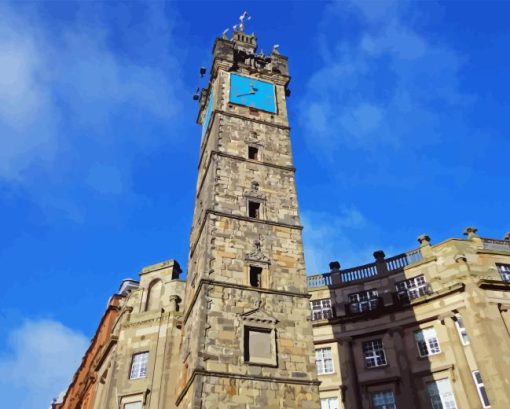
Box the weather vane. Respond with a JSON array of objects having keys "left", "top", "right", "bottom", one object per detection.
[{"left": 233, "top": 11, "right": 251, "bottom": 32}]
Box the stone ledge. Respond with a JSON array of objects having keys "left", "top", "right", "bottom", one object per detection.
[
  {"left": 182, "top": 278, "right": 311, "bottom": 325},
  {"left": 175, "top": 368, "right": 321, "bottom": 406}
]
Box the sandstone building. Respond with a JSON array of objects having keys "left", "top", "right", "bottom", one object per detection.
[{"left": 53, "top": 23, "right": 510, "bottom": 409}]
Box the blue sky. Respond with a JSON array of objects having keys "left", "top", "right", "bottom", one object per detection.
[{"left": 1, "top": 1, "right": 509, "bottom": 407}]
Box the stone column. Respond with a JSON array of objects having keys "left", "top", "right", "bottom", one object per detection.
[
  {"left": 440, "top": 314, "right": 480, "bottom": 405},
  {"left": 338, "top": 337, "right": 362, "bottom": 409},
  {"left": 388, "top": 327, "right": 420, "bottom": 408}
]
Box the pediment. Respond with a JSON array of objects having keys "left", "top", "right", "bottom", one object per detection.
[{"left": 240, "top": 304, "right": 277, "bottom": 325}]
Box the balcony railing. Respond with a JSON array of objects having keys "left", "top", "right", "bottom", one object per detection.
[{"left": 307, "top": 248, "right": 424, "bottom": 288}]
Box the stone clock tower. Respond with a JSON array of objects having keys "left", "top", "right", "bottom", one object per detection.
[{"left": 176, "top": 23, "right": 321, "bottom": 409}]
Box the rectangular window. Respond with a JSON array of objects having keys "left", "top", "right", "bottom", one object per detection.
[
  {"left": 362, "top": 339, "right": 387, "bottom": 368},
  {"left": 310, "top": 299, "right": 333, "bottom": 320},
  {"left": 454, "top": 315, "right": 470, "bottom": 345},
  {"left": 497, "top": 264, "right": 510, "bottom": 282},
  {"left": 248, "top": 200, "right": 261, "bottom": 218},
  {"left": 248, "top": 146, "right": 259, "bottom": 160},
  {"left": 124, "top": 403, "right": 142, "bottom": 409},
  {"left": 244, "top": 327, "right": 275, "bottom": 365},
  {"left": 320, "top": 398, "right": 339, "bottom": 409},
  {"left": 348, "top": 289, "right": 379, "bottom": 313},
  {"left": 415, "top": 327, "right": 441, "bottom": 357},
  {"left": 249, "top": 265, "right": 263, "bottom": 288},
  {"left": 129, "top": 352, "right": 149, "bottom": 380},
  {"left": 315, "top": 347, "right": 334, "bottom": 375},
  {"left": 473, "top": 370, "right": 491, "bottom": 408},
  {"left": 372, "top": 390, "right": 396, "bottom": 409},
  {"left": 427, "top": 378, "right": 458, "bottom": 409},
  {"left": 396, "top": 275, "right": 429, "bottom": 302}
]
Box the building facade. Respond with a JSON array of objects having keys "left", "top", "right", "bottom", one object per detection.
[
  {"left": 54, "top": 25, "right": 510, "bottom": 409},
  {"left": 308, "top": 228, "right": 510, "bottom": 409}
]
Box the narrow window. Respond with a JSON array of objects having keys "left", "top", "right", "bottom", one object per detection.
[
  {"left": 320, "top": 398, "right": 339, "bottom": 409},
  {"left": 362, "top": 339, "right": 387, "bottom": 368},
  {"left": 315, "top": 347, "right": 334, "bottom": 375},
  {"left": 427, "top": 378, "right": 458, "bottom": 409},
  {"left": 248, "top": 146, "right": 259, "bottom": 160},
  {"left": 129, "top": 352, "right": 149, "bottom": 380},
  {"left": 248, "top": 201, "right": 260, "bottom": 218},
  {"left": 249, "top": 266, "right": 263, "bottom": 288},
  {"left": 415, "top": 327, "right": 441, "bottom": 357},
  {"left": 454, "top": 315, "right": 470, "bottom": 345},
  {"left": 473, "top": 370, "right": 491, "bottom": 408},
  {"left": 372, "top": 391, "right": 396, "bottom": 409},
  {"left": 310, "top": 299, "right": 333, "bottom": 320}
]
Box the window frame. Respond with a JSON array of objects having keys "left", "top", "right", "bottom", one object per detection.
[
  {"left": 496, "top": 263, "right": 510, "bottom": 282},
  {"left": 472, "top": 370, "right": 491, "bottom": 408},
  {"left": 362, "top": 339, "right": 388, "bottom": 368},
  {"left": 310, "top": 299, "right": 333, "bottom": 320},
  {"left": 315, "top": 347, "right": 334, "bottom": 375},
  {"left": 395, "top": 275, "right": 429, "bottom": 301},
  {"left": 415, "top": 327, "right": 441, "bottom": 358},
  {"left": 371, "top": 390, "right": 396, "bottom": 409},
  {"left": 426, "top": 378, "right": 458, "bottom": 409},
  {"left": 454, "top": 315, "right": 470, "bottom": 346},
  {"left": 129, "top": 351, "right": 149, "bottom": 380},
  {"left": 320, "top": 397, "right": 339, "bottom": 409},
  {"left": 348, "top": 289, "right": 379, "bottom": 313}
]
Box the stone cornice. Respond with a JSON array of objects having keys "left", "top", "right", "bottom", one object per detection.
[
  {"left": 478, "top": 278, "right": 510, "bottom": 290},
  {"left": 175, "top": 368, "right": 320, "bottom": 405},
  {"left": 182, "top": 278, "right": 311, "bottom": 325},
  {"left": 312, "top": 282, "right": 465, "bottom": 327}
]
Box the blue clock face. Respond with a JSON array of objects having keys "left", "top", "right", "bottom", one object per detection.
[
  {"left": 230, "top": 74, "right": 276, "bottom": 113},
  {"left": 202, "top": 91, "right": 214, "bottom": 137}
]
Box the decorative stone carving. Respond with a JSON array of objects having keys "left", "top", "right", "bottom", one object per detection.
[{"left": 245, "top": 239, "right": 271, "bottom": 264}]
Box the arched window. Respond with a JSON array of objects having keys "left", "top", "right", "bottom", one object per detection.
[{"left": 145, "top": 280, "right": 162, "bottom": 311}]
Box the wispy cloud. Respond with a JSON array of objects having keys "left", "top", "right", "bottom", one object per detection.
[
  {"left": 300, "top": 0, "right": 471, "bottom": 158},
  {"left": 0, "top": 319, "right": 88, "bottom": 409},
  {"left": 0, "top": 2, "right": 184, "bottom": 198},
  {"left": 302, "top": 206, "right": 388, "bottom": 274}
]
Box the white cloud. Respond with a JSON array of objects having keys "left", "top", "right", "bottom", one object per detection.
[
  {"left": 0, "top": 2, "right": 183, "bottom": 185},
  {"left": 302, "top": 206, "right": 377, "bottom": 274},
  {"left": 0, "top": 319, "right": 88, "bottom": 409},
  {"left": 300, "top": 0, "right": 471, "bottom": 157}
]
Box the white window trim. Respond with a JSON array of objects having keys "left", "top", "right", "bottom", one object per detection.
[
  {"left": 497, "top": 263, "right": 510, "bottom": 282},
  {"left": 129, "top": 351, "right": 149, "bottom": 380},
  {"left": 311, "top": 299, "right": 333, "bottom": 320},
  {"left": 454, "top": 315, "right": 470, "bottom": 346},
  {"left": 473, "top": 370, "right": 491, "bottom": 408},
  {"left": 320, "top": 397, "right": 340, "bottom": 409},
  {"left": 362, "top": 339, "right": 387, "bottom": 368},
  {"left": 348, "top": 289, "right": 379, "bottom": 313},
  {"left": 427, "top": 378, "right": 458, "bottom": 409},
  {"left": 315, "top": 347, "right": 334, "bottom": 375},
  {"left": 396, "top": 275, "right": 428, "bottom": 301},
  {"left": 415, "top": 327, "right": 441, "bottom": 357},
  {"left": 372, "top": 390, "right": 396, "bottom": 409}
]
